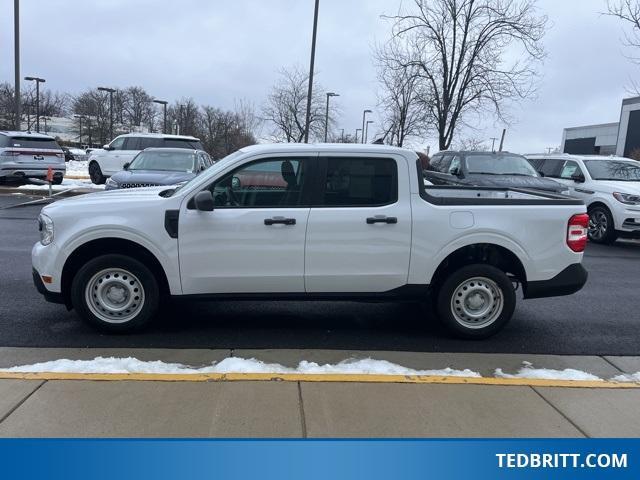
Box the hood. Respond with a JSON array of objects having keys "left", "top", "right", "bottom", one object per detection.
[
  {"left": 463, "top": 174, "right": 566, "bottom": 192},
  {"left": 589, "top": 180, "right": 640, "bottom": 195},
  {"left": 110, "top": 170, "right": 195, "bottom": 186}
]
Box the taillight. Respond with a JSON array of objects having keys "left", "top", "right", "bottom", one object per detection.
[{"left": 567, "top": 213, "right": 589, "bottom": 252}]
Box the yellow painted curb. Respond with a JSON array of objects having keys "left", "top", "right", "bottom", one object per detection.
[
  {"left": 0, "top": 371, "right": 638, "bottom": 389},
  {"left": 64, "top": 175, "right": 90, "bottom": 180}
]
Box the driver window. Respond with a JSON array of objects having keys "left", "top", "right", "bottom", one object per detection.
[
  {"left": 560, "top": 161, "right": 582, "bottom": 179},
  {"left": 448, "top": 155, "right": 461, "bottom": 174},
  {"left": 109, "top": 137, "right": 125, "bottom": 150},
  {"left": 208, "top": 158, "right": 307, "bottom": 208}
]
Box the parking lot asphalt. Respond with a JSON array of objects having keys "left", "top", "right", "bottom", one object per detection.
[{"left": 1, "top": 194, "right": 638, "bottom": 355}]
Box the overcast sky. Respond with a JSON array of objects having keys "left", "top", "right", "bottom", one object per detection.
[{"left": 1, "top": 0, "right": 638, "bottom": 152}]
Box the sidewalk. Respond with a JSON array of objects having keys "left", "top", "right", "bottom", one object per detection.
[{"left": 0, "top": 348, "right": 638, "bottom": 438}]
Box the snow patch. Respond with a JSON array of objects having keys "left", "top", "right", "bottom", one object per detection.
[
  {"left": 17, "top": 178, "right": 103, "bottom": 191},
  {"left": 65, "top": 160, "right": 89, "bottom": 177},
  {"left": 611, "top": 372, "right": 640, "bottom": 383},
  {"left": 0, "top": 356, "right": 480, "bottom": 377},
  {"left": 495, "top": 361, "right": 602, "bottom": 382}
]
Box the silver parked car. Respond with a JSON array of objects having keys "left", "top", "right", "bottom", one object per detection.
[{"left": 0, "top": 131, "right": 65, "bottom": 184}]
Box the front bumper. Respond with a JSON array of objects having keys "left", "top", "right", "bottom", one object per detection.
[
  {"left": 524, "top": 263, "right": 588, "bottom": 299},
  {"left": 32, "top": 268, "right": 65, "bottom": 304}
]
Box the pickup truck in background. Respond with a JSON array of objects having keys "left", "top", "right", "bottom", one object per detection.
[{"left": 32, "top": 144, "right": 589, "bottom": 338}]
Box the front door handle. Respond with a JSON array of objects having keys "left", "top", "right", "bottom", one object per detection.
[
  {"left": 264, "top": 217, "right": 296, "bottom": 226},
  {"left": 366, "top": 216, "right": 398, "bottom": 225}
]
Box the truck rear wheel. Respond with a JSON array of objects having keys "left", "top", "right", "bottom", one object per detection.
[
  {"left": 436, "top": 264, "right": 515, "bottom": 339},
  {"left": 71, "top": 254, "right": 159, "bottom": 332}
]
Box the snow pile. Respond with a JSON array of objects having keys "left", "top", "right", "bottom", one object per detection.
[
  {"left": 611, "top": 372, "right": 640, "bottom": 383},
  {"left": 65, "top": 160, "right": 89, "bottom": 177},
  {"left": 494, "top": 361, "right": 602, "bottom": 382},
  {"left": 0, "top": 356, "right": 480, "bottom": 377}
]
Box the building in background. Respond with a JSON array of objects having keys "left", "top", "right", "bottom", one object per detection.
[{"left": 561, "top": 96, "right": 640, "bottom": 159}]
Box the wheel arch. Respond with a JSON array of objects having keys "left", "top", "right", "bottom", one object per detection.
[
  {"left": 430, "top": 243, "right": 527, "bottom": 292},
  {"left": 61, "top": 237, "right": 170, "bottom": 307}
]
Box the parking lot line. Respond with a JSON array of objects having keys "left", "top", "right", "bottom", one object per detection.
[{"left": 0, "top": 371, "right": 638, "bottom": 389}]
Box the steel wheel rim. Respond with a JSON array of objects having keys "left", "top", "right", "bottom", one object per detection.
[
  {"left": 85, "top": 268, "right": 145, "bottom": 324},
  {"left": 450, "top": 276, "right": 503, "bottom": 329},
  {"left": 588, "top": 211, "right": 607, "bottom": 240}
]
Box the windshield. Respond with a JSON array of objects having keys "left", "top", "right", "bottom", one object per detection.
[
  {"left": 584, "top": 160, "right": 640, "bottom": 181},
  {"left": 465, "top": 154, "right": 539, "bottom": 176},
  {"left": 168, "top": 149, "right": 245, "bottom": 196},
  {"left": 129, "top": 151, "right": 195, "bottom": 172}
]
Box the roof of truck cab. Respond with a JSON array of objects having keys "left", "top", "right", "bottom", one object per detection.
[{"left": 237, "top": 143, "right": 416, "bottom": 156}]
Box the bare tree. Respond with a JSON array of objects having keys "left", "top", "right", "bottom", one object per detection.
[
  {"left": 199, "top": 106, "right": 256, "bottom": 158},
  {"left": 123, "top": 86, "right": 155, "bottom": 129},
  {"left": 72, "top": 89, "right": 111, "bottom": 145},
  {"left": 387, "top": 0, "right": 547, "bottom": 150},
  {"left": 607, "top": 0, "right": 640, "bottom": 92},
  {"left": 262, "top": 66, "right": 336, "bottom": 142},
  {"left": 0, "top": 82, "right": 18, "bottom": 129},
  {"left": 453, "top": 136, "right": 489, "bottom": 151},
  {"left": 375, "top": 40, "right": 429, "bottom": 147},
  {"left": 168, "top": 98, "right": 200, "bottom": 136}
]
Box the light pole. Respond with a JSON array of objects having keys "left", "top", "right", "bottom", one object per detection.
[
  {"left": 490, "top": 137, "right": 498, "bottom": 152},
  {"left": 74, "top": 114, "right": 86, "bottom": 146},
  {"left": 98, "top": 87, "right": 116, "bottom": 140},
  {"left": 14, "top": 0, "right": 20, "bottom": 130},
  {"left": 365, "top": 120, "right": 374, "bottom": 144},
  {"left": 355, "top": 128, "right": 362, "bottom": 144},
  {"left": 153, "top": 99, "right": 168, "bottom": 134},
  {"left": 340, "top": 128, "right": 345, "bottom": 143},
  {"left": 304, "top": 0, "right": 320, "bottom": 143},
  {"left": 361, "top": 109, "right": 372, "bottom": 144},
  {"left": 324, "top": 92, "right": 339, "bottom": 142},
  {"left": 24, "top": 76, "right": 45, "bottom": 132}
]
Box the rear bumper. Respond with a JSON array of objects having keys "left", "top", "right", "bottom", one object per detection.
[
  {"left": 32, "top": 268, "right": 65, "bottom": 305},
  {"left": 524, "top": 263, "right": 588, "bottom": 299},
  {"left": 0, "top": 167, "right": 65, "bottom": 179}
]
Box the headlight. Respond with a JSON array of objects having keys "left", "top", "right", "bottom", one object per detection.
[
  {"left": 613, "top": 192, "right": 640, "bottom": 205},
  {"left": 106, "top": 178, "right": 118, "bottom": 187},
  {"left": 38, "top": 214, "right": 54, "bottom": 246}
]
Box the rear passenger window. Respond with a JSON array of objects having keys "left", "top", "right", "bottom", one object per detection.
[
  {"left": 122, "top": 138, "right": 140, "bottom": 150},
  {"left": 138, "top": 138, "right": 161, "bottom": 149},
  {"left": 321, "top": 157, "right": 397, "bottom": 207}
]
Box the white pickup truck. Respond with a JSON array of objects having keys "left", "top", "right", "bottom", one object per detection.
[{"left": 33, "top": 144, "right": 589, "bottom": 338}]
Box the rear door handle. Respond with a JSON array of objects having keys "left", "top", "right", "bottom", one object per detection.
[
  {"left": 264, "top": 217, "right": 296, "bottom": 226},
  {"left": 366, "top": 216, "right": 398, "bottom": 225}
]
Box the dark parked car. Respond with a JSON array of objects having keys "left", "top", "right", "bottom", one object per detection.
[
  {"left": 423, "top": 151, "right": 568, "bottom": 194},
  {"left": 105, "top": 148, "right": 213, "bottom": 190}
]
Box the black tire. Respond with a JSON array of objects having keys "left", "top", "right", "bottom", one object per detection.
[
  {"left": 71, "top": 254, "right": 159, "bottom": 333},
  {"left": 587, "top": 205, "right": 617, "bottom": 245},
  {"left": 436, "top": 264, "right": 516, "bottom": 339},
  {"left": 52, "top": 177, "right": 63, "bottom": 185},
  {"left": 89, "top": 161, "right": 106, "bottom": 185}
]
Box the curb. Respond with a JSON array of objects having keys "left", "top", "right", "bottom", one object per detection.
[{"left": 1, "top": 371, "right": 639, "bottom": 389}]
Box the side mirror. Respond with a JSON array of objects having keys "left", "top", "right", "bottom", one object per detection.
[
  {"left": 103, "top": 144, "right": 113, "bottom": 151},
  {"left": 450, "top": 167, "right": 461, "bottom": 177},
  {"left": 571, "top": 173, "right": 585, "bottom": 183},
  {"left": 123, "top": 162, "right": 130, "bottom": 170},
  {"left": 194, "top": 190, "right": 214, "bottom": 212},
  {"left": 538, "top": 170, "right": 545, "bottom": 177}
]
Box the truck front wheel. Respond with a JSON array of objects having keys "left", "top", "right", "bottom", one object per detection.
[
  {"left": 436, "top": 264, "right": 516, "bottom": 339},
  {"left": 71, "top": 254, "right": 159, "bottom": 332}
]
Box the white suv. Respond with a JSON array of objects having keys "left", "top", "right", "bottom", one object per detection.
[
  {"left": 87, "top": 133, "right": 203, "bottom": 184},
  {"left": 0, "top": 131, "right": 65, "bottom": 184},
  {"left": 527, "top": 154, "right": 640, "bottom": 244}
]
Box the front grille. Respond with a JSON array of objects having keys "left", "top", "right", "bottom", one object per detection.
[{"left": 120, "top": 183, "right": 159, "bottom": 189}]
